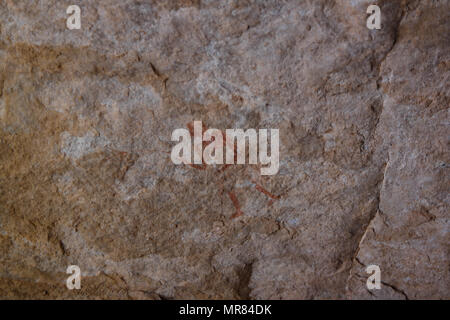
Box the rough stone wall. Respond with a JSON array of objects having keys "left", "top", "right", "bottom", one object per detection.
[{"left": 0, "top": 0, "right": 448, "bottom": 299}]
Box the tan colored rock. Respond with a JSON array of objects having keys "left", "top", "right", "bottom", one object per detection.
[{"left": 0, "top": 0, "right": 448, "bottom": 299}]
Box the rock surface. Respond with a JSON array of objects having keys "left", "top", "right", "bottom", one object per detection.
[{"left": 0, "top": 0, "right": 448, "bottom": 299}]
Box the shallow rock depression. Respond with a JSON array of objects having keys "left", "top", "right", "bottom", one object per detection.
[{"left": 0, "top": 0, "right": 448, "bottom": 299}]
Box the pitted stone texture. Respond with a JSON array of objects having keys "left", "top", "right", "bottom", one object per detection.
[{"left": 0, "top": 0, "right": 448, "bottom": 299}]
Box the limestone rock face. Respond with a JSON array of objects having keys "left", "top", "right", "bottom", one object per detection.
[{"left": 0, "top": 0, "right": 448, "bottom": 299}]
